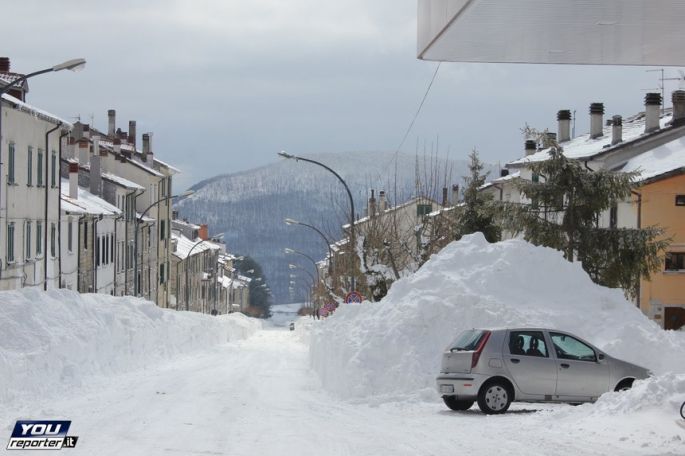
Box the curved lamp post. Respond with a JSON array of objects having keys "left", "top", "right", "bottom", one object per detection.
[
  {"left": 278, "top": 151, "right": 356, "bottom": 292},
  {"left": 284, "top": 247, "right": 320, "bottom": 283},
  {"left": 0, "top": 59, "right": 86, "bottom": 285},
  {"left": 284, "top": 218, "right": 334, "bottom": 274},
  {"left": 134, "top": 189, "right": 194, "bottom": 298}
]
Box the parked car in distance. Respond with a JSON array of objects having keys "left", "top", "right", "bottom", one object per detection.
[
  {"left": 289, "top": 322, "right": 295, "bottom": 331},
  {"left": 436, "top": 328, "right": 650, "bottom": 414}
]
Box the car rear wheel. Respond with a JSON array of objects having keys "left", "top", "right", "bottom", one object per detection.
[
  {"left": 442, "top": 396, "right": 474, "bottom": 411},
  {"left": 477, "top": 381, "right": 512, "bottom": 414}
]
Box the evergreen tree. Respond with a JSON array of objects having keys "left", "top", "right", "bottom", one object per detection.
[
  {"left": 455, "top": 149, "right": 501, "bottom": 242},
  {"left": 505, "top": 139, "right": 668, "bottom": 299},
  {"left": 235, "top": 256, "right": 272, "bottom": 318}
]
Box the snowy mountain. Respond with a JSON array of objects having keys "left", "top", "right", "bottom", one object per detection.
[{"left": 175, "top": 151, "right": 488, "bottom": 303}]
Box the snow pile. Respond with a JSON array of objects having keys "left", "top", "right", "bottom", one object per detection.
[
  {"left": 310, "top": 233, "right": 685, "bottom": 403},
  {"left": 0, "top": 288, "right": 261, "bottom": 404}
]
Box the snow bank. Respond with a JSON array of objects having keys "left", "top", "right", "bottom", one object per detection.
[
  {"left": 0, "top": 288, "right": 262, "bottom": 404},
  {"left": 310, "top": 233, "right": 685, "bottom": 403}
]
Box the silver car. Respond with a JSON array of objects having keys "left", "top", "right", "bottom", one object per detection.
[{"left": 436, "top": 328, "right": 650, "bottom": 414}]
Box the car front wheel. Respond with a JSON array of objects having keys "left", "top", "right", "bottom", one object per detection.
[
  {"left": 443, "top": 396, "right": 474, "bottom": 411},
  {"left": 477, "top": 381, "right": 512, "bottom": 414}
]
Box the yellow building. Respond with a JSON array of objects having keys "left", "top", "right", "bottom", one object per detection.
[{"left": 621, "top": 139, "right": 685, "bottom": 330}]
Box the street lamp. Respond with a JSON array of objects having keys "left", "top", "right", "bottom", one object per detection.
[
  {"left": 134, "top": 189, "right": 194, "bottom": 299},
  {"left": 284, "top": 247, "right": 320, "bottom": 282},
  {"left": 0, "top": 58, "right": 86, "bottom": 285},
  {"left": 284, "top": 218, "right": 334, "bottom": 274},
  {"left": 278, "top": 151, "right": 356, "bottom": 292}
]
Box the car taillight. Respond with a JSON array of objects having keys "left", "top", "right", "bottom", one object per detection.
[{"left": 471, "top": 331, "right": 491, "bottom": 369}]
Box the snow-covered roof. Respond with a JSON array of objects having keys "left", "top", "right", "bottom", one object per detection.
[
  {"left": 508, "top": 111, "right": 674, "bottom": 167},
  {"left": 172, "top": 232, "right": 220, "bottom": 260},
  {"left": 60, "top": 179, "right": 121, "bottom": 216},
  {"left": 1, "top": 93, "right": 72, "bottom": 128},
  {"left": 480, "top": 171, "right": 522, "bottom": 190},
  {"left": 620, "top": 135, "right": 685, "bottom": 183},
  {"left": 342, "top": 197, "right": 441, "bottom": 229},
  {"left": 0, "top": 73, "right": 28, "bottom": 89},
  {"left": 172, "top": 218, "right": 201, "bottom": 230},
  {"left": 101, "top": 172, "right": 145, "bottom": 190}
]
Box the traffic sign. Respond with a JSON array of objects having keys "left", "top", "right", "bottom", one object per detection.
[{"left": 344, "top": 291, "right": 363, "bottom": 304}]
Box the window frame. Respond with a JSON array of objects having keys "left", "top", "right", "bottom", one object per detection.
[
  {"left": 7, "top": 142, "right": 15, "bottom": 185},
  {"left": 665, "top": 252, "right": 685, "bottom": 272},
  {"left": 27, "top": 146, "right": 33, "bottom": 186},
  {"left": 549, "top": 332, "right": 597, "bottom": 362},
  {"left": 508, "top": 330, "right": 549, "bottom": 358}
]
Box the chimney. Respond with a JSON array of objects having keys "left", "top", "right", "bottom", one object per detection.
[
  {"left": 525, "top": 139, "right": 537, "bottom": 156},
  {"left": 0, "top": 57, "right": 9, "bottom": 73},
  {"left": 590, "top": 103, "right": 604, "bottom": 139},
  {"left": 199, "top": 224, "right": 209, "bottom": 241},
  {"left": 113, "top": 138, "right": 121, "bottom": 154},
  {"left": 557, "top": 109, "right": 572, "bottom": 142},
  {"left": 644, "top": 93, "right": 662, "bottom": 133},
  {"left": 171, "top": 238, "right": 178, "bottom": 253},
  {"left": 142, "top": 133, "right": 151, "bottom": 161},
  {"left": 379, "top": 190, "right": 387, "bottom": 211},
  {"left": 441, "top": 187, "right": 448, "bottom": 207},
  {"left": 65, "top": 137, "right": 77, "bottom": 160},
  {"left": 107, "top": 109, "right": 116, "bottom": 137},
  {"left": 672, "top": 90, "right": 685, "bottom": 127},
  {"left": 611, "top": 115, "right": 623, "bottom": 145},
  {"left": 368, "top": 189, "right": 376, "bottom": 217},
  {"left": 128, "top": 121, "right": 136, "bottom": 147},
  {"left": 69, "top": 162, "right": 79, "bottom": 200},
  {"left": 77, "top": 138, "right": 90, "bottom": 166},
  {"left": 500, "top": 169, "right": 510, "bottom": 177},
  {"left": 172, "top": 210, "right": 178, "bottom": 220},
  {"left": 452, "top": 184, "right": 459, "bottom": 204},
  {"left": 90, "top": 151, "right": 102, "bottom": 197}
]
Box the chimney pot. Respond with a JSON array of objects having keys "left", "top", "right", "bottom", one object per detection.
[
  {"left": 672, "top": 90, "right": 685, "bottom": 127},
  {"left": 589, "top": 103, "right": 604, "bottom": 139},
  {"left": 611, "top": 115, "right": 623, "bottom": 145},
  {"left": 644, "top": 92, "right": 662, "bottom": 133},
  {"left": 68, "top": 162, "right": 79, "bottom": 200},
  {"left": 557, "top": 109, "right": 571, "bottom": 142},
  {"left": 525, "top": 139, "right": 537, "bottom": 156},
  {"left": 500, "top": 169, "right": 510, "bottom": 177},
  {"left": 451, "top": 184, "right": 459, "bottom": 204},
  {"left": 0, "top": 57, "right": 9, "bottom": 73},
  {"left": 107, "top": 109, "right": 116, "bottom": 137},
  {"left": 128, "top": 121, "right": 137, "bottom": 147},
  {"left": 441, "top": 187, "right": 448, "bottom": 206}
]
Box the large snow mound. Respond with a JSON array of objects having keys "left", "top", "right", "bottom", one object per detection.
[
  {"left": 0, "top": 289, "right": 262, "bottom": 405},
  {"left": 310, "top": 233, "right": 685, "bottom": 403}
]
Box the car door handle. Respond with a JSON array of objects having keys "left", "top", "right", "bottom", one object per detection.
[
  {"left": 510, "top": 358, "right": 520, "bottom": 364},
  {"left": 560, "top": 363, "right": 570, "bottom": 369}
]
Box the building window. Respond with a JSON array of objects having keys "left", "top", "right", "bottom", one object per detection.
[
  {"left": 111, "top": 236, "right": 115, "bottom": 267},
  {"left": 25, "top": 221, "right": 32, "bottom": 260},
  {"left": 50, "top": 223, "right": 56, "bottom": 257},
  {"left": 7, "top": 142, "right": 15, "bottom": 185},
  {"left": 68, "top": 218, "right": 73, "bottom": 252},
  {"left": 84, "top": 222, "right": 88, "bottom": 249},
  {"left": 160, "top": 262, "right": 166, "bottom": 284},
  {"left": 160, "top": 220, "right": 166, "bottom": 240},
  {"left": 51, "top": 151, "right": 57, "bottom": 188},
  {"left": 676, "top": 195, "right": 685, "bottom": 206},
  {"left": 7, "top": 222, "right": 15, "bottom": 262},
  {"left": 36, "top": 221, "right": 42, "bottom": 257},
  {"left": 416, "top": 203, "right": 433, "bottom": 217},
  {"left": 665, "top": 252, "right": 685, "bottom": 271},
  {"left": 37, "top": 149, "right": 43, "bottom": 187},
  {"left": 27, "top": 146, "right": 33, "bottom": 186},
  {"left": 609, "top": 205, "right": 618, "bottom": 229},
  {"left": 96, "top": 236, "right": 100, "bottom": 267}
]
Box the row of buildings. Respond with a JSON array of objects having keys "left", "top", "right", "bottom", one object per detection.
[
  {"left": 0, "top": 57, "right": 250, "bottom": 313},
  {"left": 316, "top": 90, "right": 685, "bottom": 330}
]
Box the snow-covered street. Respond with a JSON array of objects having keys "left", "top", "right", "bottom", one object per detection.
[{"left": 2, "top": 321, "right": 683, "bottom": 456}]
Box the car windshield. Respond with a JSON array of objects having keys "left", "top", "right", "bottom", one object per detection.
[{"left": 449, "top": 329, "right": 487, "bottom": 351}]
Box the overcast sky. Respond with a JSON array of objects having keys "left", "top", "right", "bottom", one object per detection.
[{"left": 4, "top": 0, "right": 684, "bottom": 190}]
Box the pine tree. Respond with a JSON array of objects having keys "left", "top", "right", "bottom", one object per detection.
[
  {"left": 235, "top": 256, "right": 272, "bottom": 318},
  {"left": 505, "top": 137, "right": 669, "bottom": 299},
  {"left": 455, "top": 149, "right": 501, "bottom": 242}
]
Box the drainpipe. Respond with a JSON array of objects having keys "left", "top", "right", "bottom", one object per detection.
[
  {"left": 58, "top": 130, "right": 68, "bottom": 287},
  {"left": 631, "top": 189, "right": 642, "bottom": 309},
  {"left": 44, "top": 122, "right": 61, "bottom": 291},
  {"left": 77, "top": 214, "right": 86, "bottom": 291}
]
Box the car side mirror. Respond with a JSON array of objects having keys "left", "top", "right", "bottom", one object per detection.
[{"left": 597, "top": 353, "right": 605, "bottom": 361}]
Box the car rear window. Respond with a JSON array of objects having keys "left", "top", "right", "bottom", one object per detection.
[{"left": 449, "top": 329, "right": 488, "bottom": 351}]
